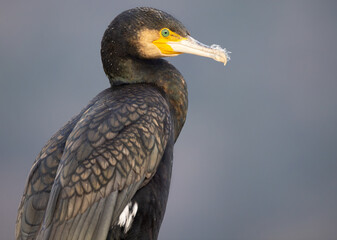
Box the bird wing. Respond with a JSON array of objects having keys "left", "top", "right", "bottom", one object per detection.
[
  {"left": 36, "top": 86, "right": 172, "bottom": 240},
  {"left": 16, "top": 115, "right": 81, "bottom": 240},
  {"left": 16, "top": 91, "right": 108, "bottom": 240}
]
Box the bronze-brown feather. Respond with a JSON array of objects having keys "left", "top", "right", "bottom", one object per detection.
[
  {"left": 15, "top": 89, "right": 114, "bottom": 240},
  {"left": 36, "top": 85, "right": 171, "bottom": 240},
  {"left": 17, "top": 85, "right": 173, "bottom": 240},
  {"left": 16, "top": 110, "right": 88, "bottom": 240}
]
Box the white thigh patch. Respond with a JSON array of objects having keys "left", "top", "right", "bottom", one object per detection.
[{"left": 118, "top": 202, "right": 138, "bottom": 233}]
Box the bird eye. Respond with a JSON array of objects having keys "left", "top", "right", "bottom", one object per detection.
[{"left": 161, "top": 28, "right": 170, "bottom": 37}]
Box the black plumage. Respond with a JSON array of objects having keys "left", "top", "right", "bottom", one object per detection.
[{"left": 16, "top": 7, "right": 228, "bottom": 240}]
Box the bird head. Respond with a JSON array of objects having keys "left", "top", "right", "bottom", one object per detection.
[{"left": 101, "top": 7, "right": 230, "bottom": 66}]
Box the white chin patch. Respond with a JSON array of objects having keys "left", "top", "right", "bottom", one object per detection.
[{"left": 118, "top": 202, "right": 138, "bottom": 233}]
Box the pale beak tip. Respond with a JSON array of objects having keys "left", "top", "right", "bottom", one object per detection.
[
  {"left": 209, "top": 44, "right": 230, "bottom": 67},
  {"left": 167, "top": 36, "right": 230, "bottom": 66}
]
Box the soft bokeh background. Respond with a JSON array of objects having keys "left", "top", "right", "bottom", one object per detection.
[{"left": 1, "top": 0, "right": 337, "bottom": 239}]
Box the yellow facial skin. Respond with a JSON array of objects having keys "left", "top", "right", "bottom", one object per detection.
[
  {"left": 152, "top": 28, "right": 186, "bottom": 55},
  {"left": 152, "top": 28, "right": 229, "bottom": 65}
]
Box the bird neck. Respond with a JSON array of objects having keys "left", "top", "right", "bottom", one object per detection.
[{"left": 102, "top": 56, "right": 188, "bottom": 141}]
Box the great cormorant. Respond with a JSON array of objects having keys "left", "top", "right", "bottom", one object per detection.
[{"left": 16, "top": 7, "right": 229, "bottom": 240}]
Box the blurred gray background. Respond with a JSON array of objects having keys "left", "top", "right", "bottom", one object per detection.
[{"left": 1, "top": 0, "right": 337, "bottom": 239}]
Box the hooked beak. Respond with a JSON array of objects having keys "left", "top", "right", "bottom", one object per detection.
[
  {"left": 167, "top": 36, "right": 230, "bottom": 66},
  {"left": 153, "top": 30, "right": 230, "bottom": 66}
]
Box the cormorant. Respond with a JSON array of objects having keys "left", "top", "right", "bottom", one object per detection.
[{"left": 16, "top": 7, "right": 229, "bottom": 240}]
